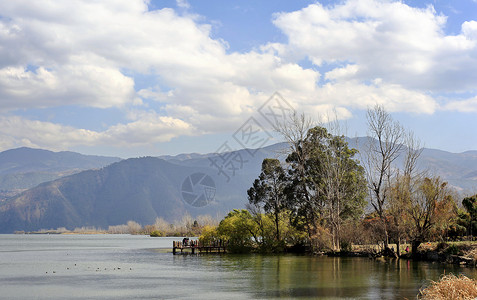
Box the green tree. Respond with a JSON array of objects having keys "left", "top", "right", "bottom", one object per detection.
[
  {"left": 248, "top": 158, "right": 287, "bottom": 241},
  {"left": 462, "top": 194, "right": 477, "bottom": 237},
  {"left": 285, "top": 126, "right": 367, "bottom": 251},
  {"left": 199, "top": 225, "right": 219, "bottom": 246},
  {"left": 217, "top": 209, "right": 258, "bottom": 253}
]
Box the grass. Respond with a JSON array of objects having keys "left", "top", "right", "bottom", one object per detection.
[{"left": 418, "top": 274, "right": 477, "bottom": 300}]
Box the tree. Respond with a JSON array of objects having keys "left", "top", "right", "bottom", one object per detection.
[
  {"left": 364, "top": 105, "right": 406, "bottom": 250},
  {"left": 284, "top": 126, "right": 367, "bottom": 251},
  {"left": 127, "top": 220, "right": 142, "bottom": 234},
  {"left": 307, "top": 127, "right": 367, "bottom": 250},
  {"left": 407, "top": 177, "right": 456, "bottom": 255},
  {"left": 387, "top": 133, "right": 423, "bottom": 256},
  {"left": 275, "top": 112, "right": 316, "bottom": 240},
  {"left": 248, "top": 158, "right": 287, "bottom": 241},
  {"left": 462, "top": 194, "right": 477, "bottom": 238}
]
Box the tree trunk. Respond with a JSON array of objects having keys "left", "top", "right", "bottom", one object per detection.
[
  {"left": 396, "top": 239, "right": 401, "bottom": 258},
  {"left": 411, "top": 240, "right": 421, "bottom": 257}
]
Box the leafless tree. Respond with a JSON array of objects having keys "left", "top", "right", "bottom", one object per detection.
[
  {"left": 388, "top": 131, "right": 425, "bottom": 255},
  {"left": 275, "top": 111, "right": 314, "bottom": 159},
  {"left": 365, "top": 105, "right": 406, "bottom": 250},
  {"left": 127, "top": 220, "right": 142, "bottom": 234}
]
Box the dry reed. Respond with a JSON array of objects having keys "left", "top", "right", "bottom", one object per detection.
[{"left": 418, "top": 274, "right": 477, "bottom": 300}]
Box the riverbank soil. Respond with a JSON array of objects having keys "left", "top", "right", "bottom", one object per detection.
[{"left": 351, "top": 241, "right": 477, "bottom": 267}]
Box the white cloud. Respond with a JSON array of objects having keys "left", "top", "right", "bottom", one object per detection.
[
  {"left": 102, "top": 111, "right": 194, "bottom": 146},
  {"left": 0, "top": 113, "right": 195, "bottom": 151},
  {"left": 273, "top": 0, "right": 477, "bottom": 91},
  {"left": 0, "top": 116, "right": 99, "bottom": 151},
  {"left": 0, "top": 65, "right": 135, "bottom": 109},
  {"left": 0, "top": 0, "right": 476, "bottom": 153},
  {"left": 0, "top": 0, "right": 319, "bottom": 122},
  {"left": 462, "top": 21, "right": 477, "bottom": 40},
  {"left": 176, "top": 0, "right": 190, "bottom": 9},
  {"left": 443, "top": 96, "right": 477, "bottom": 113}
]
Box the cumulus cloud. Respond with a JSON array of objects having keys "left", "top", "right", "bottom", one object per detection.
[
  {"left": 0, "top": 113, "right": 195, "bottom": 151},
  {"left": 0, "top": 1, "right": 319, "bottom": 126},
  {"left": 0, "top": 0, "right": 476, "bottom": 152},
  {"left": 0, "top": 65, "right": 135, "bottom": 109},
  {"left": 273, "top": 0, "right": 477, "bottom": 91},
  {"left": 444, "top": 96, "right": 477, "bottom": 113}
]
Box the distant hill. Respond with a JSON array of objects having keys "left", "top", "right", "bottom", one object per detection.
[
  {"left": 417, "top": 149, "right": 477, "bottom": 192},
  {"left": 0, "top": 147, "right": 121, "bottom": 199},
  {"left": 0, "top": 141, "right": 477, "bottom": 233},
  {"left": 0, "top": 156, "right": 257, "bottom": 233}
]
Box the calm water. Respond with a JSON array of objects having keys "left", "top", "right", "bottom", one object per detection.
[{"left": 1, "top": 234, "right": 476, "bottom": 299}]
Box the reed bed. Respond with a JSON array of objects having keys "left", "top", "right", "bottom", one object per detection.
[{"left": 418, "top": 274, "right": 477, "bottom": 300}]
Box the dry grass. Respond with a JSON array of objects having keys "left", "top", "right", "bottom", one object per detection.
[
  {"left": 418, "top": 274, "right": 477, "bottom": 300},
  {"left": 466, "top": 248, "right": 477, "bottom": 261}
]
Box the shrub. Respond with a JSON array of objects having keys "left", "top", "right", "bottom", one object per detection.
[
  {"left": 310, "top": 226, "right": 332, "bottom": 251},
  {"left": 418, "top": 274, "right": 477, "bottom": 300},
  {"left": 199, "top": 225, "right": 219, "bottom": 246},
  {"left": 150, "top": 230, "right": 164, "bottom": 237},
  {"left": 435, "top": 242, "right": 449, "bottom": 252}
]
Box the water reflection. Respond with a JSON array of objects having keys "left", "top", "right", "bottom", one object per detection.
[
  {"left": 203, "top": 254, "right": 477, "bottom": 299},
  {"left": 2, "top": 235, "right": 476, "bottom": 299}
]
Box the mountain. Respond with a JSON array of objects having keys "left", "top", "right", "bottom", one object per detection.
[
  {"left": 0, "top": 156, "right": 260, "bottom": 233},
  {"left": 1, "top": 141, "right": 477, "bottom": 233},
  {"left": 0, "top": 147, "right": 121, "bottom": 199},
  {"left": 418, "top": 149, "right": 477, "bottom": 192},
  {"left": 0, "top": 143, "right": 287, "bottom": 233}
]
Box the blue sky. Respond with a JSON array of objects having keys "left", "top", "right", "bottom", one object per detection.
[{"left": 0, "top": 0, "right": 476, "bottom": 158}]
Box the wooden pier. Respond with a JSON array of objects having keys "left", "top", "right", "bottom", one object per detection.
[{"left": 172, "top": 240, "right": 227, "bottom": 255}]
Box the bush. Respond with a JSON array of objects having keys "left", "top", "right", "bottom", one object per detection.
[
  {"left": 419, "top": 274, "right": 477, "bottom": 300},
  {"left": 446, "top": 244, "right": 460, "bottom": 255},
  {"left": 310, "top": 226, "right": 332, "bottom": 251},
  {"left": 340, "top": 240, "right": 352, "bottom": 252},
  {"left": 217, "top": 209, "right": 257, "bottom": 253},
  {"left": 199, "top": 225, "right": 219, "bottom": 246},
  {"left": 150, "top": 230, "right": 164, "bottom": 237}
]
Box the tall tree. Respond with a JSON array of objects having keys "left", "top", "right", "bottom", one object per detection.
[
  {"left": 388, "top": 132, "right": 424, "bottom": 256},
  {"left": 275, "top": 112, "right": 316, "bottom": 239},
  {"left": 285, "top": 126, "right": 367, "bottom": 250},
  {"left": 364, "top": 105, "right": 406, "bottom": 250},
  {"left": 248, "top": 158, "right": 287, "bottom": 241}
]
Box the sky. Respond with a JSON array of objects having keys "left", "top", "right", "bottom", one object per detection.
[{"left": 0, "top": 0, "right": 476, "bottom": 158}]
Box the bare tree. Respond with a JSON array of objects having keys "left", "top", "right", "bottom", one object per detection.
[
  {"left": 388, "top": 132, "right": 425, "bottom": 256},
  {"left": 365, "top": 105, "right": 406, "bottom": 250},
  {"left": 275, "top": 111, "right": 314, "bottom": 159},
  {"left": 127, "top": 220, "right": 142, "bottom": 234}
]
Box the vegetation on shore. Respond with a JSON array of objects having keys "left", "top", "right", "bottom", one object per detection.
[
  {"left": 18, "top": 106, "right": 477, "bottom": 266},
  {"left": 17, "top": 214, "right": 219, "bottom": 236},
  {"left": 199, "top": 107, "right": 477, "bottom": 257}
]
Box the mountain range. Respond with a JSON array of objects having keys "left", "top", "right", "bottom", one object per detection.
[
  {"left": 0, "top": 140, "right": 476, "bottom": 233},
  {"left": 0, "top": 147, "right": 121, "bottom": 200}
]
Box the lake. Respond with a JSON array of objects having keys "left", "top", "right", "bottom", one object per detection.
[{"left": 0, "top": 234, "right": 475, "bottom": 299}]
